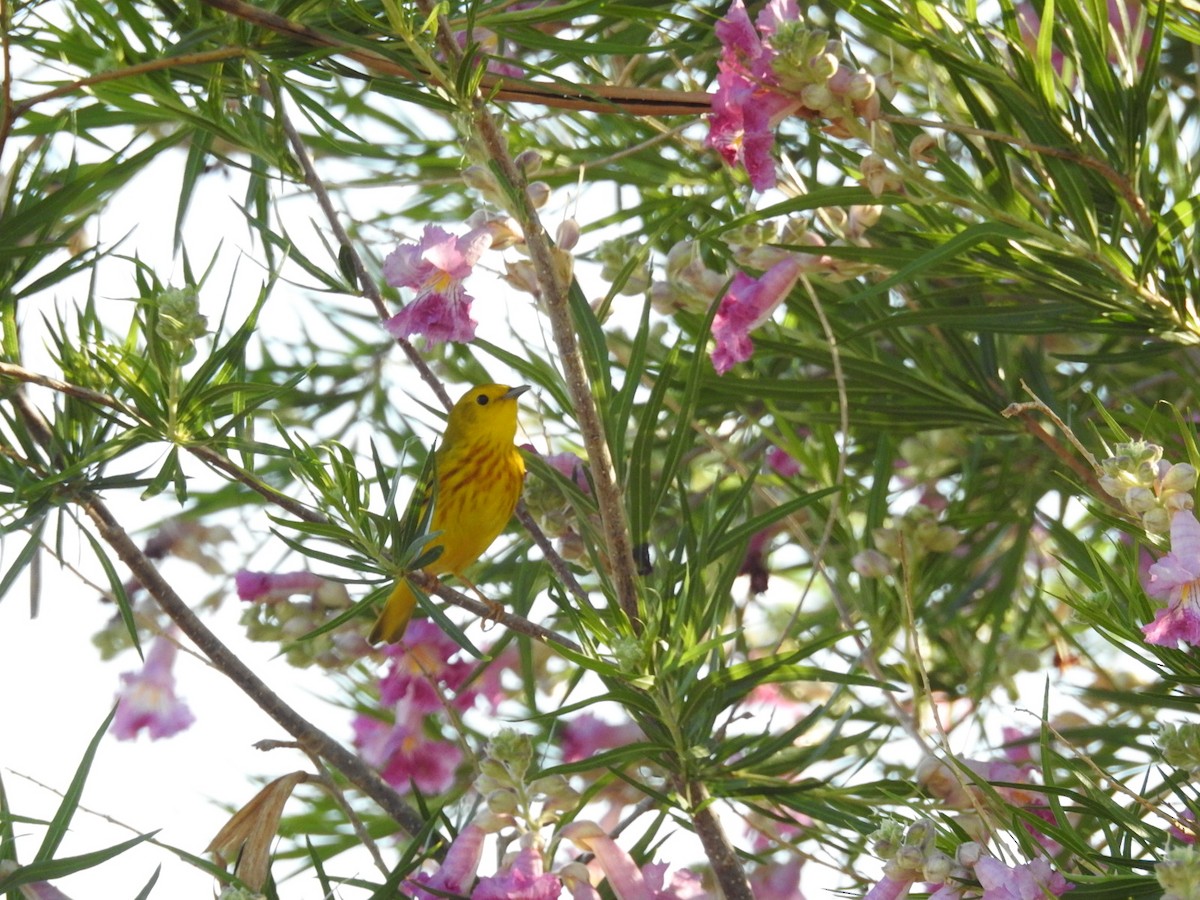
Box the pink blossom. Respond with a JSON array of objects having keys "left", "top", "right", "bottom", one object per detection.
[
  {"left": 864, "top": 873, "right": 918, "bottom": 900},
  {"left": 706, "top": 0, "right": 802, "bottom": 191},
  {"left": 747, "top": 857, "right": 804, "bottom": 898},
  {"left": 739, "top": 528, "right": 775, "bottom": 594},
  {"left": 1000, "top": 726, "right": 1036, "bottom": 764},
  {"left": 472, "top": 845, "right": 563, "bottom": 899},
  {"left": 1142, "top": 509, "right": 1200, "bottom": 648},
  {"left": 562, "top": 822, "right": 706, "bottom": 899},
  {"left": 1170, "top": 809, "right": 1198, "bottom": 845},
  {"left": 111, "top": 632, "right": 195, "bottom": 741},
  {"left": 544, "top": 451, "right": 591, "bottom": 493},
  {"left": 352, "top": 715, "right": 462, "bottom": 794},
  {"left": 643, "top": 862, "right": 708, "bottom": 899},
  {"left": 235, "top": 569, "right": 325, "bottom": 602},
  {"left": 10, "top": 878, "right": 73, "bottom": 900},
  {"left": 379, "top": 619, "right": 477, "bottom": 714},
  {"left": 382, "top": 224, "right": 493, "bottom": 346},
  {"left": 561, "top": 713, "right": 645, "bottom": 764},
  {"left": 766, "top": 445, "right": 801, "bottom": 477},
  {"left": 711, "top": 257, "right": 804, "bottom": 374},
  {"left": 405, "top": 823, "right": 486, "bottom": 899},
  {"left": 974, "top": 857, "right": 1072, "bottom": 899}
]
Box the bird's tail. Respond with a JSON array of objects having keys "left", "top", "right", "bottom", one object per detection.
[{"left": 369, "top": 579, "right": 418, "bottom": 644}]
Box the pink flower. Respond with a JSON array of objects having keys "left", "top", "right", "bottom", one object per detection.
[
  {"left": 472, "top": 844, "right": 563, "bottom": 899},
  {"left": 1142, "top": 509, "right": 1200, "bottom": 648},
  {"left": 405, "top": 823, "right": 486, "bottom": 899},
  {"left": 382, "top": 224, "right": 493, "bottom": 346},
  {"left": 561, "top": 822, "right": 706, "bottom": 899},
  {"left": 706, "top": 0, "right": 801, "bottom": 191},
  {"left": 747, "top": 857, "right": 804, "bottom": 899},
  {"left": 560, "top": 713, "right": 645, "bottom": 764},
  {"left": 111, "top": 632, "right": 195, "bottom": 741},
  {"left": 235, "top": 569, "right": 325, "bottom": 602},
  {"left": 642, "top": 862, "right": 707, "bottom": 899},
  {"left": 544, "top": 451, "right": 591, "bottom": 493},
  {"left": 1000, "top": 726, "right": 1036, "bottom": 764},
  {"left": 974, "top": 857, "right": 1072, "bottom": 899},
  {"left": 711, "top": 257, "right": 803, "bottom": 374},
  {"left": 1170, "top": 809, "right": 1198, "bottom": 845},
  {"left": 864, "top": 873, "right": 918, "bottom": 900},
  {"left": 379, "top": 619, "right": 477, "bottom": 714},
  {"left": 352, "top": 715, "right": 462, "bottom": 794},
  {"left": 766, "top": 445, "right": 801, "bottom": 477}
]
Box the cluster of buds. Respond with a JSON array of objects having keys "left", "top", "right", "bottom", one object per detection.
[
  {"left": 595, "top": 236, "right": 652, "bottom": 298},
  {"left": 475, "top": 729, "right": 580, "bottom": 835},
  {"left": 867, "top": 505, "right": 962, "bottom": 569},
  {"left": 145, "top": 285, "right": 208, "bottom": 364},
  {"left": 521, "top": 448, "right": 592, "bottom": 560},
  {"left": 868, "top": 817, "right": 1072, "bottom": 900},
  {"left": 768, "top": 21, "right": 883, "bottom": 137},
  {"left": 869, "top": 818, "right": 968, "bottom": 892},
  {"left": 1158, "top": 847, "right": 1200, "bottom": 900},
  {"left": 1159, "top": 722, "right": 1200, "bottom": 774},
  {"left": 236, "top": 570, "right": 364, "bottom": 668},
  {"left": 649, "top": 212, "right": 883, "bottom": 317},
  {"left": 1098, "top": 440, "right": 1197, "bottom": 534}
]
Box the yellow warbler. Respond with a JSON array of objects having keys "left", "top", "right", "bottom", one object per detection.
[{"left": 369, "top": 383, "right": 529, "bottom": 643}]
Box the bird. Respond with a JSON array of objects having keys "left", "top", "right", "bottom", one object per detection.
[{"left": 369, "top": 383, "right": 530, "bottom": 643}]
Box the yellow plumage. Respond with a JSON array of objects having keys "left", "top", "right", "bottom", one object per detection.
[{"left": 369, "top": 384, "right": 529, "bottom": 643}]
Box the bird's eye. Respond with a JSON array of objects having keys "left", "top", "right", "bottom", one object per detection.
[{"left": 476, "top": 394, "right": 489, "bottom": 406}]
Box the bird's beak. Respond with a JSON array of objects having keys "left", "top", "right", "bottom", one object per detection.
[{"left": 504, "top": 385, "right": 531, "bottom": 400}]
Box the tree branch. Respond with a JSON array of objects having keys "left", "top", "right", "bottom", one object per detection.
[{"left": 79, "top": 494, "right": 428, "bottom": 838}]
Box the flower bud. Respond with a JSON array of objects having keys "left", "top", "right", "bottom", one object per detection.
[
  {"left": 462, "top": 165, "right": 502, "bottom": 203},
  {"left": 514, "top": 149, "right": 542, "bottom": 173},
  {"left": 526, "top": 181, "right": 551, "bottom": 209},
  {"left": 1157, "top": 846, "right": 1200, "bottom": 900},
  {"left": 809, "top": 52, "right": 840, "bottom": 81},
  {"left": 870, "top": 819, "right": 905, "bottom": 859},
  {"left": 1143, "top": 507, "right": 1171, "bottom": 535},
  {"left": 1124, "top": 486, "right": 1157, "bottom": 514},
  {"left": 487, "top": 788, "right": 520, "bottom": 815},
  {"left": 1166, "top": 492, "right": 1195, "bottom": 513},
  {"left": 555, "top": 218, "right": 580, "bottom": 252},
  {"left": 909, "top": 133, "right": 937, "bottom": 162},
  {"left": 847, "top": 71, "right": 876, "bottom": 101},
  {"left": 801, "top": 83, "right": 834, "bottom": 111},
  {"left": 1163, "top": 463, "right": 1198, "bottom": 494},
  {"left": 956, "top": 842, "right": 983, "bottom": 866},
  {"left": 503, "top": 259, "right": 541, "bottom": 297},
  {"left": 852, "top": 548, "right": 893, "bottom": 578},
  {"left": 924, "top": 849, "right": 953, "bottom": 883}
]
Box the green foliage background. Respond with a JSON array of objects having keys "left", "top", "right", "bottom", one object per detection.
[{"left": 2, "top": 0, "right": 1200, "bottom": 896}]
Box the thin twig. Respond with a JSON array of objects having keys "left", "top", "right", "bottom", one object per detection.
[
  {"left": 2, "top": 367, "right": 426, "bottom": 837},
  {"left": 513, "top": 502, "right": 590, "bottom": 607},
  {"left": 198, "top": 0, "right": 710, "bottom": 116},
  {"left": 467, "top": 92, "right": 642, "bottom": 631},
  {"left": 396, "top": 0, "right": 641, "bottom": 630},
  {"left": 883, "top": 113, "right": 1151, "bottom": 228},
  {"left": 259, "top": 77, "right": 452, "bottom": 411},
  {"left": 1001, "top": 381, "right": 1113, "bottom": 502},
  {"left": 79, "top": 494, "right": 428, "bottom": 837},
  {"left": 0, "top": 362, "right": 326, "bottom": 524},
  {"left": 0, "top": 0, "right": 14, "bottom": 164},
  {"left": 12, "top": 48, "right": 247, "bottom": 117},
  {"left": 417, "top": 573, "right": 580, "bottom": 653}
]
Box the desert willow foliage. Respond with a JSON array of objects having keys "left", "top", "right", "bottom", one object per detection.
[{"left": 2, "top": 0, "right": 1200, "bottom": 897}]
